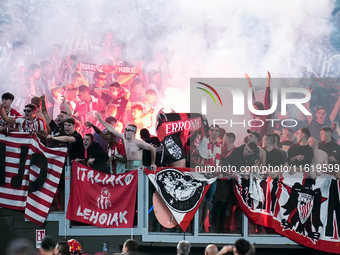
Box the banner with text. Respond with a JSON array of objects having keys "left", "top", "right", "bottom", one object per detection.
[
  {"left": 156, "top": 113, "right": 209, "bottom": 165},
  {"left": 234, "top": 173, "right": 340, "bottom": 254},
  {"left": 66, "top": 162, "right": 138, "bottom": 228},
  {"left": 80, "top": 63, "right": 135, "bottom": 74},
  {"left": 0, "top": 133, "right": 67, "bottom": 225}
]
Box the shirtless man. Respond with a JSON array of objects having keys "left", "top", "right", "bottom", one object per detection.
[
  {"left": 308, "top": 137, "right": 328, "bottom": 178},
  {"left": 95, "top": 112, "right": 157, "bottom": 171}
]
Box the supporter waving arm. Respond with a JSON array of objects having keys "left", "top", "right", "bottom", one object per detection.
[
  {"left": 95, "top": 111, "right": 124, "bottom": 140},
  {"left": 245, "top": 73, "right": 256, "bottom": 102},
  {"left": 84, "top": 121, "right": 105, "bottom": 139},
  {"left": 40, "top": 94, "right": 52, "bottom": 125},
  {"left": 330, "top": 91, "right": 340, "bottom": 122},
  {"left": 46, "top": 134, "right": 76, "bottom": 143},
  {"left": 0, "top": 102, "right": 16, "bottom": 123},
  {"left": 304, "top": 87, "right": 313, "bottom": 124}
]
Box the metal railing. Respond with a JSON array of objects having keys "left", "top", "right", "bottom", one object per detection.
[{"left": 46, "top": 165, "right": 297, "bottom": 246}]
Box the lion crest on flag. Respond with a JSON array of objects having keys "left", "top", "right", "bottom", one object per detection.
[{"left": 281, "top": 179, "right": 323, "bottom": 241}]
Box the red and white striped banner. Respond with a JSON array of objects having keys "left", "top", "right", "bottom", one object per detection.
[{"left": 0, "top": 132, "right": 67, "bottom": 225}]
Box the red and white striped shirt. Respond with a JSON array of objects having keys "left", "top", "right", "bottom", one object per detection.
[
  {"left": 0, "top": 108, "right": 22, "bottom": 128},
  {"left": 198, "top": 141, "right": 221, "bottom": 166},
  {"left": 74, "top": 96, "right": 105, "bottom": 134},
  {"left": 74, "top": 96, "right": 105, "bottom": 115},
  {"left": 15, "top": 117, "right": 46, "bottom": 132}
]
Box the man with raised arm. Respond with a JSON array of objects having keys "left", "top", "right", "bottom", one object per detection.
[
  {"left": 305, "top": 90, "right": 340, "bottom": 140},
  {"left": 95, "top": 112, "right": 157, "bottom": 171},
  {"left": 245, "top": 71, "right": 271, "bottom": 137},
  {"left": 46, "top": 117, "right": 84, "bottom": 161},
  {"left": 0, "top": 92, "right": 21, "bottom": 132},
  {"left": 0, "top": 102, "right": 47, "bottom": 136}
]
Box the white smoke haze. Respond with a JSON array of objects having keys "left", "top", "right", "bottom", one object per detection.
[
  {"left": 163, "top": 0, "right": 333, "bottom": 77},
  {"left": 0, "top": 0, "right": 337, "bottom": 114}
]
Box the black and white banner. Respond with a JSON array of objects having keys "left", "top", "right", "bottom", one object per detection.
[
  {"left": 234, "top": 173, "right": 340, "bottom": 254},
  {"left": 145, "top": 167, "right": 215, "bottom": 232}
]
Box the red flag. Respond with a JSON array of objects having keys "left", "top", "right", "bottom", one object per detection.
[
  {"left": 66, "top": 162, "right": 138, "bottom": 228},
  {"left": 0, "top": 132, "right": 67, "bottom": 225},
  {"left": 145, "top": 167, "right": 215, "bottom": 232}
]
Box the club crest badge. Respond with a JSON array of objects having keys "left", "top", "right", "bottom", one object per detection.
[
  {"left": 297, "top": 192, "right": 314, "bottom": 224},
  {"left": 281, "top": 180, "right": 323, "bottom": 241},
  {"left": 96, "top": 188, "right": 112, "bottom": 210}
]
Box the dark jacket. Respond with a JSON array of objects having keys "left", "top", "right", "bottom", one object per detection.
[{"left": 84, "top": 141, "right": 110, "bottom": 173}]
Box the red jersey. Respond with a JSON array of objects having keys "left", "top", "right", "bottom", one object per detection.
[
  {"left": 74, "top": 96, "right": 105, "bottom": 115},
  {"left": 16, "top": 117, "right": 46, "bottom": 132},
  {"left": 0, "top": 108, "right": 22, "bottom": 129},
  {"left": 74, "top": 96, "right": 105, "bottom": 135}
]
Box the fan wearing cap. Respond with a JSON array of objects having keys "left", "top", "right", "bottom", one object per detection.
[
  {"left": 246, "top": 129, "right": 266, "bottom": 167},
  {"left": 0, "top": 102, "right": 47, "bottom": 136},
  {"left": 67, "top": 239, "right": 82, "bottom": 254},
  {"left": 39, "top": 236, "right": 55, "bottom": 255}
]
